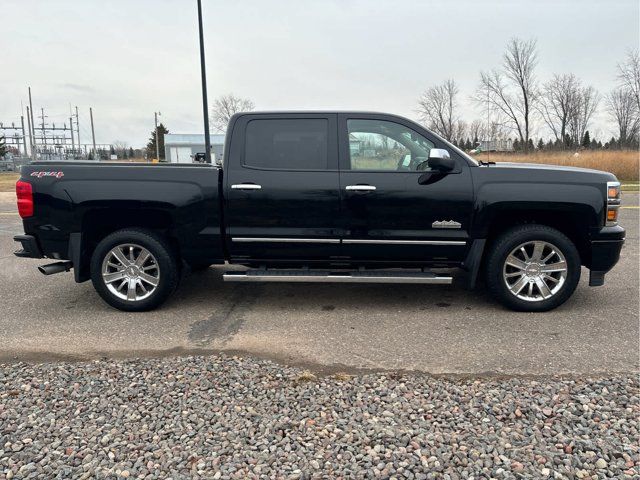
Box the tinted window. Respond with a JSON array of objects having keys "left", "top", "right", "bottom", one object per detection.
[
  {"left": 348, "top": 119, "right": 434, "bottom": 171},
  {"left": 245, "top": 119, "right": 328, "bottom": 170}
]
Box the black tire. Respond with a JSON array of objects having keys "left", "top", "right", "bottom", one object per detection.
[
  {"left": 90, "top": 229, "right": 179, "bottom": 312},
  {"left": 485, "top": 225, "right": 581, "bottom": 312}
]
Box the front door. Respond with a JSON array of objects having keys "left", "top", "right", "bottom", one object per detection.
[
  {"left": 338, "top": 114, "right": 474, "bottom": 265},
  {"left": 225, "top": 114, "right": 342, "bottom": 264}
]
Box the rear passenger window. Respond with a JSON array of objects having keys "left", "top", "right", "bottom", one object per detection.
[{"left": 244, "top": 119, "right": 328, "bottom": 170}]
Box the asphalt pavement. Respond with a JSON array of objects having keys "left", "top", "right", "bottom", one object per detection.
[{"left": 0, "top": 191, "right": 637, "bottom": 375}]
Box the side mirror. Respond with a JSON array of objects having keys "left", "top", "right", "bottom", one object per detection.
[{"left": 428, "top": 148, "right": 455, "bottom": 172}]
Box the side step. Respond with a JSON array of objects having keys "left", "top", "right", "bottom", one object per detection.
[{"left": 223, "top": 269, "right": 453, "bottom": 284}]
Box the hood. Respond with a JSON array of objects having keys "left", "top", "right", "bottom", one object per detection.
[{"left": 489, "top": 161, "right": 616, "bottom": 178}]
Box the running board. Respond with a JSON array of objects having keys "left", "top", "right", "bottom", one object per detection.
[{"left": 223, "top": 270, "right": 453, "bottom": 284}]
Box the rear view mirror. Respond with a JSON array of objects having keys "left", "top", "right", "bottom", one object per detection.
[{"left": 428, "top": 148, "right": 455, "bottom": 172}]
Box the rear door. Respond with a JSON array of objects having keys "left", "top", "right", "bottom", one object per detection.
[
  {"left": 337, "top": 113, "right": 474, "bottom": 264},
  {"left": 225, "top": 113, "right": 342, "bottom": 263}
]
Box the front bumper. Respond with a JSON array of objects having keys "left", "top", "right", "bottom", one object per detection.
[
  {"left": 587, "top": 225, "right": 625, "bottom": 286},
  {"left": 13, "top": 235, "right": 43, "bottom": 259}
]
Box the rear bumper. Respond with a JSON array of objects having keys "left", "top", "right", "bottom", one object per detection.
[
  {"left": 587, "top": 225, "right": 625, "bottom": 286},
  {"left": 13, "top": 235, "right": 43, "bottom": 259}
]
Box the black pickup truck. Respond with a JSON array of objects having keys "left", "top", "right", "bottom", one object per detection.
[{"left": 14, "top": 112, "right": 625, "bottom": 312}]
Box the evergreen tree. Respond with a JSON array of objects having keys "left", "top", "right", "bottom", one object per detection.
[
  {"left": 0, "top": 134, "right": 6, "bottom": 157},
  {"left": 563, "top": 133, "right": 573, "bottom": 149},
  {"left": 128, "top": 147, "right": 135, "bottom": 158},
  {"left": 146, "top": 123, "right": 169, "bottom": 161},
  {"left": 590, "top": 138, "right": 598, "bottom": 149},
  {"left": 597, "top": 141, "right": 603, "bottom": 149},
  {"left": 527, "top": 138, "right": 534, "bottom": 151},
  {"left": 581, "top": 131, "right": 591, "bottom": 149},
  {"left": 537, "top": 138, "right": 544, "bottom": 150},
  {"left": 513, "top": 138, "right": 520, "bottom": 151}
]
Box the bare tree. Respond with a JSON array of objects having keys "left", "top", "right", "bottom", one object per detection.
[
  {"left": 568, "top": 85, "right": 599, "bottom": 147},
  {"left": 417, "top": 79, "right": 462, "bottom": 141},
  {"left": 111, "top": 140, "right": 129, "bottom": 158},
  {"left": 211, "top": 93, "right": 255, "bottom": 132},
  {"left": 475, "top": 38, "right": 538, "bottom": 151},
  {"left": 538, "top": 74, "right": 599, "bottom": 147},
  {"left": 538, "top": 74, "right": 580, "bottom": 143},
  {"left": 617, "top": 49, "right": 640, "bottom": 111},
  {"left": 606, "top": 87, "right": 639, "bottom": 147},
  {"left": 468, "top": 119, "right": 484, "bottom": 143}
]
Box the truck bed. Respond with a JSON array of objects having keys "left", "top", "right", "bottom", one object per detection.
[{"left": 19, "top": 162, "right": 224, "bottom": 281}]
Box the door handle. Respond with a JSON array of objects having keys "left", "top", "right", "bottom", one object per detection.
[
  {"left": 231, "top": 183, "right": 262, "bottom": 190},
  {"left": 345, "top": 185, "right": 376, "bottom": 192}
]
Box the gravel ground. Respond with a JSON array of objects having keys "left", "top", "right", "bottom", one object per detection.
[{"left": 1, "top": 356, "right": 638, "bottom": 480}]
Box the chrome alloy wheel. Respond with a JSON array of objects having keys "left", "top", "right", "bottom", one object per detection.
[
  {"left": 101, "top": 244, "right": 160, "bottom": 302},
  {"left": 502, "top": 241, "right": 568, "bottom": 302}
]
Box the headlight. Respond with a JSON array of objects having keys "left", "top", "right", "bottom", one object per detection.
[{"left": 606, "top": 181, "right": 621, "bottom": 226}]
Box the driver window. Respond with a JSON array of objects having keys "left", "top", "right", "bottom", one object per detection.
[{"left": 347, "top": 119, "right": 435, "bottom": 171}]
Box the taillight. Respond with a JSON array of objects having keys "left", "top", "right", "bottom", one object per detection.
[
  {"left": 16, "top": 180, "right": 34, "bottom": 218},
  {"left": 606, "top": 181, "right": 621, "bottom": 226}
]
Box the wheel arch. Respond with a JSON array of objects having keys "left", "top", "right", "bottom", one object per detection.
[
  {"left": 74, "top": 208, "right": 180, "bottom": 282},
  {"left": 478, "top": 205, "right": 594, "bottom": 266}
]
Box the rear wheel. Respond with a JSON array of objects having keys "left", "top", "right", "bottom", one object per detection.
[
  {"left": 90, "top": 229, "right": 179, "bottom": 311},
  {"left": 485, "top": 225, "right": 581, "bottom": 312}
]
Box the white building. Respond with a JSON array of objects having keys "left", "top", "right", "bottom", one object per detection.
[{"left": 164, "top": 134, "right": 225, "bottom": 163}]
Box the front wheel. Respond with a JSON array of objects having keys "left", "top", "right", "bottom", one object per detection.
[
  {"left": 90, "top": 229, "right": 179, "bottom": 312},
  {"left": 485, "top": 225, "right": 581, "bottom": 312}
]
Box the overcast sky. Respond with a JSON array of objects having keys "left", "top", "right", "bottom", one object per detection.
[{"left": 2, "top": 0, "right": 638, "bottom": 147}]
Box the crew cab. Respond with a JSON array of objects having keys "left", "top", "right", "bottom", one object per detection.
[{"left": 14, "top": 112, "right": 625, "bottom": 312}]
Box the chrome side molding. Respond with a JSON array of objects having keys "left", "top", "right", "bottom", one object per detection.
[
  {"left": 232, "top": 237, "right": 466, "bottom": 246},
  {"left": 342, "top": 239, "right": 466, "bottom": 245},
  {"left": 232, "top": 237, "right": 340, "bottom": 244}
]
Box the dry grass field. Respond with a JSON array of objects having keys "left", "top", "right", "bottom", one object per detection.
[
  {"left": 0, "top": 173, "right": 19, "bottom": 193},
  {"left": 475, "top": 149, "right": 639, "bottom": 182}
]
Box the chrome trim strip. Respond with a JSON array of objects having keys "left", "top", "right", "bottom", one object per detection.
[
  {"left": 223, "top": 273, "right": 453, "bottom": 284},
  {"left": 342, "top": 239, "right": 467, "bottom": 245},
  {"left": 232, "top": 238, "right": 466, "bottom": 245},
  {"left": 231, "top": 184, "right": 262, "bottom": 190},
  {"left": 345, "top": 185, "right": 376, "bottom": 191},
  {"left": 232, "top": 237, "right": 340, "bottom": 244}
]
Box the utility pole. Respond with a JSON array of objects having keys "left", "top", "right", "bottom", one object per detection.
[
  {"left": 197, "top": 0, "right": 212, "bottom": 164},
  {"left": 28, "top": 87, "right": 35, "bottom": 148},
  {"left": 75, "top": 106, "right": 80, "bottom": 146},
  {"left": 154, "top": 111, "right": 161, "bottom": 161},
  {"left": 26, "top": 106, "right": 34, "bottom": 158},
  {"left": 21, "top": 116, "right": 27, "bottom": 157},
  {"left": 90, "top": 107, "right": 97, "bottom": 160},
  {"left": 69, "top": 115, "right": 75, "bottom": 154},
  {"left": 40, "top": 108, "right": 47, "bottom": 147}
]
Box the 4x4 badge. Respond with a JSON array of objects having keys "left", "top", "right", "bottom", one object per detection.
[{"left": 432, "top": 220, "right": 461, "bottom": 229}]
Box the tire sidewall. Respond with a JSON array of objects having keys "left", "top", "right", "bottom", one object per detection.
[
  {"left": 90, "top": 230, "right": 177, "bottom": 312},
  {"left": 486, "top": 226, "right": 581, "bottom": 312}
]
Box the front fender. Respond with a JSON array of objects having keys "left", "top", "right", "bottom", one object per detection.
[{"left": 471, "top": 182, "right": 603, "bottom": 238}]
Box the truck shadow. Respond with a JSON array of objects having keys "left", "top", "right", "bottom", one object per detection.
[{"left": 172, "top": 266, "right": 494, "bottom": 311}]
